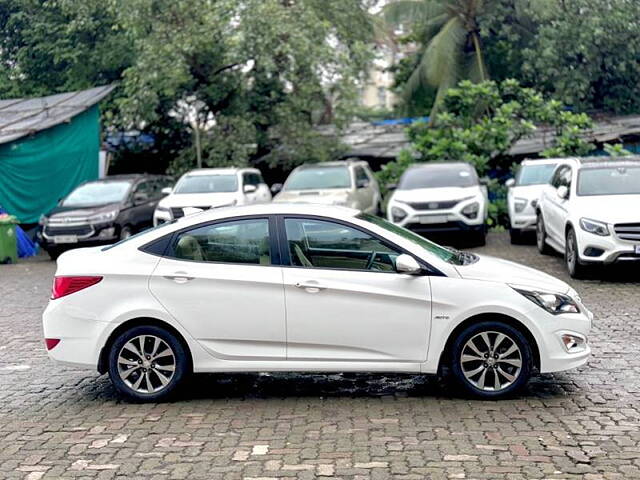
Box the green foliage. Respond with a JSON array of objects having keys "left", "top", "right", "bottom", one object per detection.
[
  {"left": 603, "top": 143, "right": 633, "bottom": 157},
  {"left": 378, "top": 79, "right": 597, "bottom": 227}
]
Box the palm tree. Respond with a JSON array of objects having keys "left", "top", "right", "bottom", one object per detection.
[{"left": 381, "top": 0, "right": 489, "bottom": 117}]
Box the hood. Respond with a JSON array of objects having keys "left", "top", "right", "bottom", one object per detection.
[
  {"left": 392, "top": 186, "right": 481, "bottom": 203},
  {"left": 573, "top": 194, "right": 640, "bottom": 224},
  {"left": 456, "top": 254, "right": 571, "bottom": 294},
  {"left": 47, "top": 203, "right": 120, "bottom": 219},
  {"left": 159, "top": 192, "right": 238, "bottom": 209},
  {"left": 273, "top": 189, "right": 350, "bottom": 205}
]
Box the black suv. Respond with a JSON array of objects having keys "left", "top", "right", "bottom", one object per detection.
[{"left": 38, "top": 174, "right": 172, "bottom": 259}]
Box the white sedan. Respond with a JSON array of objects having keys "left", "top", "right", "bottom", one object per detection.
[{"left": 43, "top": 204, "right": 592, "bottom": 401}]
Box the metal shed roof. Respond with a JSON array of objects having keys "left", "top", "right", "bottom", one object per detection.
[{"left": 0, "top": 85, "right": 115, "bottom": 146}]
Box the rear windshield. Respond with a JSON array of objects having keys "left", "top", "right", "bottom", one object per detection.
[
  {"left": 399, "top": 165, "right": 477, "bottom": 189},
  {"left": 62, "top": 181, "right": 131, "bottom": 207},
  {"left": 577, "top": 166, "right": 640, "bottom": 196},
  {"left": 284, "top": 166, "right": 351, "bottom": 190},
  {"left": 516, "top": 163, "right": 557, "bottom": 186}
]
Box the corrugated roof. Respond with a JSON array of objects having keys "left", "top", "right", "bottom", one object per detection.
[
  {"left": 0, "top": 85, "right": 115, "bottom": 145},
  {"left": 329, "top": 115, "right": 640, "bottom": 159}
]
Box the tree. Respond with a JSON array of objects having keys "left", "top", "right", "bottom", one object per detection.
[
  {"left": 381, "top": 0, "right": 490, "bottom": 116},
  {"left": 377, "top": 79, "right": 596, "bottom": 226}
]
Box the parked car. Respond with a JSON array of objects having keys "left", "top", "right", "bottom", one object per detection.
[
  {"left": 386, "top": 162, "right": 488, "bottom": 245},
  {"left": 272, "top": 161, "right": 381, "bottom": 214},
  {"left": 506, "top": 159, "right": 559, "bottom": 244},
  {"left": 154, "top": 168, "right": 271, "bottom": 226},
  {"left": 43, "top": 203, "right": 592, "bottom": 401},
  {"left": 536, "top": 156, "right": 640, "bottom": 277},
  {"left": 38, "top": 174, "right": 171, "bottom": 260}
]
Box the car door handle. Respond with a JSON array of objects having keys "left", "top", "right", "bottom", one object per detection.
[
  {"left": 164, "top": 274, "right": 194, "bottom": 284},
  {"left": 294, "top": 282, "right": 326, "bottom": 293}
]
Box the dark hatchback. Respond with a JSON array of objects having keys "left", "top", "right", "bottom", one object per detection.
[{"left": 38, "top": 174, "right": 172, "bottom": 259}]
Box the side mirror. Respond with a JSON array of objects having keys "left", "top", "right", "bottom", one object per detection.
[
  {"left": 395, "top": 254, "right": 422, "bottom": 275},
  {"left": 161, "top": 187, "right": 173, "bottom": 196},
  {"left": 480, "top": 177, "right": 489, "bottom": 186},
  {"left": 505, "top": 178, "right": 515, "bottom": 188},
  {"left": 270, "top": 183, "right": 283, "bottom": 195},
  {"left": 557, "top": 185, "right": 569, "bottom": 200},
  {"left": 243, "top": 184, "right": 258, "bottom": 194},
  {"left": 386, "top": 183, "right": 397, "bottom": 191},
  {"left": 133, "top": 193, "right": 149, "bottom": 205},
  {"left": 356, "top": 179, "right": 370, "bottom": 189}
]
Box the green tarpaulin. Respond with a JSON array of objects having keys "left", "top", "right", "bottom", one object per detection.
[{"left": 0, "top": 105, "right": 99, "bottom": 223}]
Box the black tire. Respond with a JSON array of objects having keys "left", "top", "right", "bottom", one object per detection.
[
  {"left": 509, "top": 228, "right": 522, "bottom": 244},
  {"left": 565, "top": 227, "right": 589, "bottom": 279},
  {"left": 108, "top": 325, "right": 190, "bottom": 402},
  {"left": 119, "top": 225, "right": 133, "bottom": 241},
  {"left": 450, "top": 321, "right": 533, "bottom": 399},
  {"left": 536, "top": 213, "right": 553, "bottom": 255},
  {"left": 473, "top": 225, "right": 486, "bottom": 247},
  {"left": 46, "top": 247, "right": 63, "bottom": 260}
]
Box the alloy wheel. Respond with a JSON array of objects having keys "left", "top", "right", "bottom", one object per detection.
[
  {"left": 536, "top": 219, "right": 545, "bottom": 250},
  {"left": 117, "top": 335, "right": 176, "bottom": 394},
  {"left": 460, "top": 331, "right": 523, "bottom": 392},
  {"left": 566, "top": 230, "right": 576, "bottom": 271}
]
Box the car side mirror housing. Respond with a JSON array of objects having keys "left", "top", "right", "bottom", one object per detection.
[
  {"left": 505, "top": 178, "right": 515, "bottom": 188},
  {"left": 243, "top": 184, "right": 258, "bottom": 194},
  {"left": 386, "top": 183, "right": 397, "bottom": 191},
  {"left": 395, "top": 254, "right": 422, "bottom": 275},
  {"left": 479, "top": 177, "right": 489, "bottom": 186},
  {"left": 270, "top": 183, "right": 283, "bottom": 195},
  {"left": 161, "top": 187, "right": 173, "bottom": 196},
  {"left": 356, "top": 179, "right": 369, "bottom": 189},
  {"left": 557, "top": 185, "right": 569, "bottom": 200},
  {"left": 133, "top": 193, "right": 149, "bottom": 205}
]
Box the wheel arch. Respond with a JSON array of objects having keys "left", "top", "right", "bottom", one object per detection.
[
  {"left": 98, "top": 317, "right": 193, "bottom": 374},
  {"left": 437, "top": 313, "right": 541, "bottom": 375}
]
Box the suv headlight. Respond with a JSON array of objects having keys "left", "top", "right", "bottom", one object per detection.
[
  {"left": 579, "top": 218, "right": 609, "bottom": 236},
  {"left": 461, "top": 202, "right": 480, "bottom": 219},
  {"left": 513, "top": 288, "right": 580, "bottom": 315},
  {"left": 87, "top": 209, "right": 119, "bottom": 224},
  {"left": 514, "top": 197, "right": 527, "bottom": 213},
  {"left": 155, "top": 206, "right": 170, "bottom": 213},
  {"left": 391, "top": 206, "right": 407, "bottom": 223}
]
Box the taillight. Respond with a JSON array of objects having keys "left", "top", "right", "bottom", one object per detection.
[
  {"left": 51, "top": 276, "right": 103, "bottom": 299},
  {"left": 45, "top": 338, "right": 61, "bottom": 350}
]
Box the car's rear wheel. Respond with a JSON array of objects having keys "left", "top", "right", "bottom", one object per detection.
[
  {"left": 108, "top": 325, "right": 189, "bottom": 402},
  {"left": 509, "top": 228, "right": 522, "bottom": 244},
  {"left": 536, "top": 214, "right": 553, "bottom": 255},
  {"left": 565, "top": 227, "right": 588, "bottom": 279},
  {"left": 450, "top": 321, "right": 532, "bottom": 399}
]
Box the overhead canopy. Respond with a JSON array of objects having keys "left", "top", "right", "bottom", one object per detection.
[{"left": 0, "top": 85, "right": 114, "bottom": 145}]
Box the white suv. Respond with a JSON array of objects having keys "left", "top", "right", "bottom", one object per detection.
[
  {"left": 272, "top": 161, "right": 381, "bottom": 214},
  {"left": 536, "top": 157, "right": 640, "bottom": 277},
  {"left": 506, "top": 159, "right": 559, "bottom": 243},
  {"left": 387, "top": 162, "right": 488, "bottom": 245},
  {"left": 154, "top": 168, "right": 271, "bottom": 225}
]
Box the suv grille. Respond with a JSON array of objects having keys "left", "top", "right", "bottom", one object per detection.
[
  {"left": 614, "top": 223, "right": 640, "bottom": 241},
  {"left": 44, "top": 225, "right": 93, "bottom": 236},
  {"left": 408, "top": 200, "right": 460, "bottom": 211}
]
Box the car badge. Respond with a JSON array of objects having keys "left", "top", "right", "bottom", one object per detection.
[{"left": 429, "top": 202, "right": 439, "bottom": 209}]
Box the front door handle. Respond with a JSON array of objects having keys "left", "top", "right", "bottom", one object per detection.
[
  {"left": 164, "top": 273, "right": 194, "bottom": 284},
  {"left": 294, "top": 282, "right": 326, "bottom": 293}
]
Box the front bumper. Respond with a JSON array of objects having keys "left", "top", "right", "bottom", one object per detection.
[
  {"left": 388, "top": 202, "right": 485, "bottom": 234},
  {"left": 510, "top": 213, "right": 537, "bottom": 231},
  {"left": 37, "top": 223, "right": 119, "bottom": 250},
  {"left": 576, "top": 228, "right": 640, "bottom": 265}
]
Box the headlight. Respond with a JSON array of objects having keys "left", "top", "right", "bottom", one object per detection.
[
  {"left": 514, "top": 197, "right": 527, "bottom": 213},
  {"left": 87, "top": 209, "right": 118, "bottom": 224},
  {"left": 391, "top": 206, "right": 407, "bottom": 223},
  {"left": 39, "top": 214, "right": 48, "bottom": 226},
  {"left": 461, "top": 202, "right": 480, "bottom": 219},
  {"left": 579, "top": 218, "right": 609, "bottom": 236},
  {"left": 514, "top": 288, "right": 580, "bottom": 315}
]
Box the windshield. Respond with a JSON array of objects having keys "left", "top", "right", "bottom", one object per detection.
[
  {"left": 578, "top": 166, "right": 640, "bottom": 196},
  {"left": 399, "top": 165, "right": 477, "bottom": 189},
  {"left": 62, "top": 181, "right": 131, "bottom": 207},
  {"left": 175, "top": 174, "right": 238, "bottom": 194},
  {"left": 284, "top": 166, "right": 351, "bottom": 191},
  {"left": 516, "top": 163, "right": 557, "bottom": 186},
  {"left": 358, "top": 213, "right": 467, "bottom": 265}
]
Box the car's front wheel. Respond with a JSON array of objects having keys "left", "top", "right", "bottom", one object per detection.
[
  {"left": 565, "top": 227, "right": 589, "bottom": 279},
  {"left": 108, "top": 325, "right": 189, "bottom": 402},
  {"left": 450, "top": 321, "right": 532, "bottom": 399},
  {"left": 536, "top": 214, "right": 553, "bottom": 255}
]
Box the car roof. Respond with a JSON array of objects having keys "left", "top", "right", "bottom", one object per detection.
[
  {"left": 545, "top": 156, "right": 640, "bottom": 169},
  {"left": 520, "top": 158, "right": 561, "bottom": 166},
  {"left": 294, "top": 160, "right": 368, "bottom": 170},
  {"left": 85, "top": 174, "right": 162, "bottom": 183},
  {"left": 182, "top": 168, "right": 256, "bottom": 176}
]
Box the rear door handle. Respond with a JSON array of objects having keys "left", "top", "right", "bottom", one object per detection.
[{"left": 294, "top": 282, "right": 326, "bottom": 293}]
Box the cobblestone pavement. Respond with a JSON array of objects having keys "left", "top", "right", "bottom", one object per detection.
[{"left": 1, "top": 233, "right": 639, "bottom": 479}]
